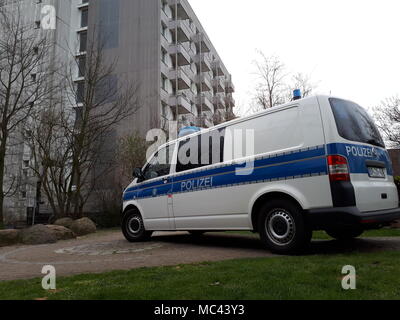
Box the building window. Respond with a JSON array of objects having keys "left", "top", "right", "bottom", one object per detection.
[
  {"left": 78, "top": 56, "right": 86, "bottom": 77},
  {"left": 76, "top": 81, "right": 85, "bottom": 103},
  {"left": 99, "top": 0, "right": 120, "bottom": 49},
  {"left": 81, "top": 9, "right": 88, "bottom": 28},
  {"left": 79, "top": 31, "right": 87, "bottom": 52}
]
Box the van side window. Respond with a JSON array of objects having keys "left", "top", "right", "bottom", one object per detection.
[
  {"left": 176, "top": 129, "right": 225, "bottom": 173},
  {"left": 142, "top": 144, "right": 175, "bottom": 181}
]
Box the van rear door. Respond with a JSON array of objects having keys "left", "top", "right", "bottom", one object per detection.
[{"left": 327, "top": 98, "right": 398, "bottom": 212}]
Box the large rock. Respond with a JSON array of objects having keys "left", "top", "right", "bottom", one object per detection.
[
  {"left": 46, "top": 225, "right": 76, "bottom": 240},
  {"left": 391, "top": 220, "right": 400, "bottom": 229},
  {"left": 54, "top": 217, "right": 74, "bottom": 229},
  {"left": 0, "top": 229, "right": 20, "bottom": 247},
  {"left": 70, "top": 218, "right": 96, "bottom": 236},
  {"left": 20, "top": 225, "right": 58, "bottom": 245}
]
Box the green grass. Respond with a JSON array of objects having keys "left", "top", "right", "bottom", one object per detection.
[
  {"left": 313, "top": 228, "right": 400, "bottom": 240},
  {"left": 1, "top": 251, "right": 400, "bottom": 300},
  {"left": 226, "top": 228, "right": 400, "bottom": 240}
]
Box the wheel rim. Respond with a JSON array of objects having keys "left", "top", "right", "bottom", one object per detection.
[
  {"left": 127, "top": 216, "right": 142, "bottom": 235},
  {"left": 265, "top": 209, "right": 296, "bottom": 246}
]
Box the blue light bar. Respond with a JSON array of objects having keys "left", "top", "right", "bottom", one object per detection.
[
  {"left": 293, "top": 89, "right": 302, "bottom": 100},
  {"left": 178, "top": 126, "right": 201, "bottom": 138}
]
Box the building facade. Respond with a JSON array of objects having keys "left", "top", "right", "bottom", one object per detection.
[
  {"left": 389, "top": 149, "right": 400, "bottom": 177},
  {"left": 84, "top": 0, "right": 235, "bottom": 137},
  {"left": 1, "top": 0, "right": 235, "bottom": 225}
]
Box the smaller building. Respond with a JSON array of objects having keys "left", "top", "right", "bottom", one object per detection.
[{"left": 388, "top": 149, "right": 400, "bottom": 177}]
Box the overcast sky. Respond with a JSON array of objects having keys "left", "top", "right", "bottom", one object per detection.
[{"left": 190, "top": 0, "right": 400, "bottom": 115}]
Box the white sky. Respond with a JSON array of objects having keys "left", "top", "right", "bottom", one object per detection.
[{"left": 190, "top": 0, "right": 400, "bottom": 115}]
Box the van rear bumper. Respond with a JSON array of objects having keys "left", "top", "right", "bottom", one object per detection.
[{"left": 306, "top": 206, "right": 400, "bottom": 230}]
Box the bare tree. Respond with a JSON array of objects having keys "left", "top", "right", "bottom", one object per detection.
[
  {"left": 0, "top": 5, "right": 54, "bottom": 225},
  {"left": 117, "top": 131, "right": 149, "bottom": 185},
  {"left": 92, "top": 130, "right": 149, "bottom": 226},
  {"left": 27, "top": 30, "right": 142, "bottom": 220},
  {"left": 289, "top": 72, "right": 316, "bottom": 98},
  {"left": 252, "top": 51, "right": 287, "bottom": 111},
  {"left": 373, "top": 96, "right": 400, "bottom": 148},
  {"left": 250, "top": 51, "right": 318, "bottom": 115}
]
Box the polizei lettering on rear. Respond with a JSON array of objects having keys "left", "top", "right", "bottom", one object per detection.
[{"left": 345, "top": 145, "right": 377, "bottom": 158}]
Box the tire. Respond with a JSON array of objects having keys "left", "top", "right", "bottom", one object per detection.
[
  {"left": 121, "top": 209, "right": 152, "bottom": 242},
  {"left": 326, "top": 228, "right": 364, "bottom": 241},
  {"left": 258, "top": 199, "right": 311, "bottom": 254}
]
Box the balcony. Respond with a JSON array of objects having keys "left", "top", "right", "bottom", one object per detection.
[
  {"left": 193, "top": 54, "right": 211, "bottom": 72},
  {"left": 169, "top": 44, "right": 191, "bottom": 66},
  {"left": 192, "top": 33, "right": 211, "bottom": 53},
  {"left": 160, "top": 61, "right": 170, "bottom": 77},
  {"left": 225, "top": 77, "right": 235, "bottom": 93},
  {"left": 181, "top": 65, "right": 196, "bottom": 81},
  {"left": 168, "top": 20, "right": 192, "bottom": 43},
  {"left": 213, "top": 94, "right": 225, "bottom": 109},
  {"left": 195, "top": 74, "right": 212, "bottom": 92},
  {"left": 225, "top": 94, "right": 235, "bottom": 107},
  {"left": 169, "top": 95, "right": 192, "bottom": 115},
  {"left": 212, "top": 60, "right": 225, "bottom": 77},
  {"left": 212, "top": 77, "right": 225, "bottom": 93},
  {"left": 195, "top": 93, "right": 214, "bottom": 113},
  {"left": 160, "top": 88, "right": 170, "bottom": 105},
  {"left": 161, "top": 8, "right": 170, "bottom": 24},
  {"left": 169, "top": 68, "right": 191, "bottom": 90},
  {"left": 167, "top": 0, "right": 190, "bottom": 20}
]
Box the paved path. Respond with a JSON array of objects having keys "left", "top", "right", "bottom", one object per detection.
[{"left": 1, "top": 230, "right": 400, "bottom": 281}]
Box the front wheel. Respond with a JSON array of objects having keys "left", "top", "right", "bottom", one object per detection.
[
  {"left": 326, "top": 228, "right": 364, "bottom": 241},
  {"left": 122, "top": 210, "right": 152, "bottom": 242},
  {"left": 258, "top": 199, "right": 311, "bottom": 254}
]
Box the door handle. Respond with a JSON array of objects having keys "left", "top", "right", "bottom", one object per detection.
[{"left": 365, "top": 160, "right": 385, "bottom": 168}]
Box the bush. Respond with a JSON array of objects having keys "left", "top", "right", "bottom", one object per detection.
[{"left": 394, "top": 176, "right": 400, "bottom": 200}]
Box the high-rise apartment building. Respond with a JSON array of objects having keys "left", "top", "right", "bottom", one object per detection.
[
  {"left": 1, "top": 0, "right": 235, "bottom": 224},
  {"left": 85, "top": 0, "right": 235, "bottom": 135}
]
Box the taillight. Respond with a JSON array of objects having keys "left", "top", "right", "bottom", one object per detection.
[{"left": 327, "top": 155, "right": 350, "bottom": 182}]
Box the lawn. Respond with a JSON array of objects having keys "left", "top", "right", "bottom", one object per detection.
[
  {"left": 226, "top": 228, "right": 400, "bottom": 240},
  {"left": 1, "top": 250, "right": 400, "bottom": 300}
]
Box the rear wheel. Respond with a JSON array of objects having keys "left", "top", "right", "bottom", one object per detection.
[
  {"left": 258, "top": 199, "right": 311, "bottom": 254},
  {"left": 326, "top": 228, "right": 364, "bottom": 241},
  {"left": 122, "top": 209, "right": 152, "bottom": 242}
]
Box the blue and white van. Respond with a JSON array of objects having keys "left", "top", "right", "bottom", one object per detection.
[{"left": 121, "top": 95, "right": 400, "bottom": 254}]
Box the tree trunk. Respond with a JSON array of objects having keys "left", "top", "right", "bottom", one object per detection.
[{"left": 0, "top": 143, "right": 6, "bottom": 227}]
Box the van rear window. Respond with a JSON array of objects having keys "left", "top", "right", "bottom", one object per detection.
[{"left": 329, "top": 98, "right": 385, "bottom": 148}]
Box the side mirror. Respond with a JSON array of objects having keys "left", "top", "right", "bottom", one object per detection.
[{"left": 133, "top": 168, "right": 143, "bottom": 179}]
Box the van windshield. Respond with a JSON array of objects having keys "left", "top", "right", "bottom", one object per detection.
[{"left": 329, "top": 98, "right": 385, "bottom": 148}]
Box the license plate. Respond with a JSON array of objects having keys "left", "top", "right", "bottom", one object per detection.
[{"left": 368, "top": 167, "right": 385, "bottom": 179}]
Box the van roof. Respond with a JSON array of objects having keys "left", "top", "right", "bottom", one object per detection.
[{"left": 161, "top": 94, "right": 346, "bottom": 148}]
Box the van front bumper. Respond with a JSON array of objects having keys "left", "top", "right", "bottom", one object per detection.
[{"left": 306, "top": 206, "right": 400, "bottom": 230}]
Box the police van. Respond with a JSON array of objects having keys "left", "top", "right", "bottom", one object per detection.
[{"left": 121, "top": 95, "right": 400, "bottom": 254}]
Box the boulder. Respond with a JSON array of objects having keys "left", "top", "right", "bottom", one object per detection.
[
  {"left": 54, "top": 217, "right": 74, "bottom": 229},
  {"left": 391, "top": 220, "right": 400, "bottom": 229},
  {"left": 46, "top": 225, "right": 76, "bottom": 240},
  {"left": 20, "top": 225, "right": 58, "bottom": 245},
  {"left": 70, "top": 217, "right": 96, "bottom": 236},
  {"left": 0, "top": 229, "right": 20, "bottom": 247}
]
